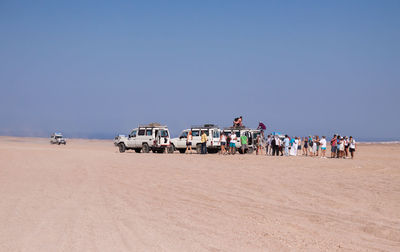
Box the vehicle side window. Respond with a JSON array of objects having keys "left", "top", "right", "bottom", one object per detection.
[
  {"left": 130, "top": 130, "right": 137, "bottom": 137},
  {"left": 204, "top": 130, "right": 209, "bottom": 136},
  {"left": 138, "top": 129, "right": 145, "bottom": 136},
  {"left": 146, "top": 129, "right": 152, "bottom": 136},
  {"left": 213, "top": 130, "right": 220, "bottom": 138},
  {"left": 160, "top": 130, "right": 168, "bottom": 137},
  {"left": 235, "top": 132, "right": 240, "bottom": 137},
  {"left": 192, "top": 130, "right": 200, "bottom": 137}
]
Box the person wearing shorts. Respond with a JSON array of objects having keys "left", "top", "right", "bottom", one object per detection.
[
  {"left": 303, "top": 137, "right": 308, "bottom": 156},
  {"left": 241, "top": 134, "right": 248, "bottom": 154},
  {"left": 349, "top": 136, "right": 356, "bottom": 159},
  {"left": 185, "top": 131, "right": 193, "bottom": 154},
  {"left": 229, "top": 132, "right": 237, "bottom": 154},
  {"left": 320, "top": 136, "right": 327, "bottom": 158},
  {"left": 330, "top": 135, "right": 337, "bottom": 158},
  {"left": 220, "top": 133, "right": 227, "bottom": 154}
]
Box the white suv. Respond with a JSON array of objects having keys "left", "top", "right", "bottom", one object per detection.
[
  {"left": 50, "top": 133, "right": 66, "bottom": 145},
  {"left": 170, "top": 124, "right": 221, "bottom": 154},
  {"left": 114, "top": 124, "right": 173, "bottom": 153},
  {"left": 222, "top": 127, "right": 261, "bottom": 154}
]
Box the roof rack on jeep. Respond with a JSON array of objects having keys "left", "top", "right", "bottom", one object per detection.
[
  {"left": 191, "top": 124, "right": 218, "bottom": 129},
  {"left": 223, "top": 126, "right": 249, "bottom": 130},
  {"left": 138, "top": 123, "right": 167, "bottom": 128}
]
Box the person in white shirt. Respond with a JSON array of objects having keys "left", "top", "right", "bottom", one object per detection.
[
  {"left": 185, "top": 131, "right": 193, "bottom": 154},
  {"left": 349, "top": 136, "right": 356, "bottom": 159},
  {"left": 220, "top": 133, "right": 227, "bottom": 155},
  {"left": 229, "top": 132, "right": 237, "bottom": 154},
  {"left": 319, "top": 136, "right": 327, "bottom": 158}
]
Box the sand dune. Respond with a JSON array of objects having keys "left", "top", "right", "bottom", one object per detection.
[{"left": 0, "top": 136, "right": 399, "bottom": 251}]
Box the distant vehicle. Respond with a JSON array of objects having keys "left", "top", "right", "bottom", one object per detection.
[
  {"left": 222, "top": 127, "right": 261, "bottom": 154},
  {"left": 114, "top": 123, "right": 174, "bottom": 154},
  {"left": 170, "top": 124, "right": 221, "bottom": 154},
  {"left": 50, "top": 133, "right": 66, "bottom": 145}
]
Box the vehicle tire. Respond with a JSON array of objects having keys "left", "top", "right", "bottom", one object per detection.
[
  {"left": 238, "top": 148, "right": 243, "bottom": 154},
  {"left": 178, "top": 149, "right": 186, "bottom": 154},
  {"left": 247, "top": 147, "right": 254, "bottom": 154},
  {"left": 207, "top": 149, "right": 218, "bottom": 154},
  {"left": 167, "top": 146, "right": 174, "bottom": 154},
  {"left": 118, "top": 143, "right": 126, "bottom": 153},
  {"left": 142, "top": 143, "right": 150, "bottom": 153},
  {"left": 134, "top": 148, "right": 141, "bottom": 153},
  {"left": 196, "top": 144, "right": 202, "bottom": 154}
]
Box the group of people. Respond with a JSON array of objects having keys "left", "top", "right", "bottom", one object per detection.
[
  {"left": 185, "top": 116, "right": 357, "bottom": 159},
  {"left": 184, "top": 130, "right": 208, "bottom": 154},
  {"left": 186, "top": 132, "right": 357, "bottom": 159},
  {"left": 264, "top": 134, "right": 357, "bottom": 159}
]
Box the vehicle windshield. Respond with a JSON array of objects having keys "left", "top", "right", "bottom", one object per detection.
[
  {"left": 180, "top": 131, "right": 188, "bottom": 138},
  {"left": 55, "top": 135, "right": 63, "bottom": 139}
]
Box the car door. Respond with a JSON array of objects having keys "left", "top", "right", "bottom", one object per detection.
[
  {"left": 160, "top": 129, "right": 169, "bottom": 145},
  {"left": 146, "top": 128, "right": 154, "bottom": 146},
  {"left": 135, "top": 128, "right": 146, "bottom": 147},
  {"left": 247, "top": 131, "right": 253, "bottom": 147},
  {"left": 126, "top": 130, "right": 137, "bottom": 148},
  {"left": 212, "top": 129, "right": 221, "bottom": 147},
  {"left": 191, "top": 130, "right": 200, "bottom": 146},
  {"left": 177, "top": 130, "right": 188, "bottom": 148}
]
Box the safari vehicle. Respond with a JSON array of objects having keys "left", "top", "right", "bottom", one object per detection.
[
  {"left": 170, "top": 124, "right": 221, "bottom": 154},
  {"left": 50, "top": 133, "right": 66, "bottom": 145},
  {"left": 114, "top": 123, "right": 173, "bottom": 153},
  {"left": 222, "top": 127, "right": 260, "bottom": 154}
]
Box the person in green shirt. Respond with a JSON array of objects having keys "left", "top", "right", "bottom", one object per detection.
[{"left": 240, "top": 134, "right": 248, "bottom": 154}]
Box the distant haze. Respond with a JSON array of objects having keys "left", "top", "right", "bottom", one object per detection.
[{"left": 1, "top": 1, "right": 399, "bottom": 141}]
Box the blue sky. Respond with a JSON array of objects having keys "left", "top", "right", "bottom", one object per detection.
[{"left": 1, "top": 0, "right": 399, "bottom": 140}]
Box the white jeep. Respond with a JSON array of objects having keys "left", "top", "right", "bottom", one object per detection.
[
  {"left": 50, "top": 133, "right": 66, "bottom": 145},
  {"left": 170, "top": 124, "right": 221, "bottom": 154},
  {"left": 114, "top": 124, "right": 173, "bottom": 153},
  {"left": 222, "top": 127, "right": 261, "bottom": 154}
]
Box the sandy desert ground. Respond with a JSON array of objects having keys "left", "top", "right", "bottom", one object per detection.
[{"left": 0, "top": 136, "right": 399, "bottom": 251}]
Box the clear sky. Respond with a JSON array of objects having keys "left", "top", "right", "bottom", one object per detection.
[{"left": 1, "top": 0, "right": 399, "bottom": 140}]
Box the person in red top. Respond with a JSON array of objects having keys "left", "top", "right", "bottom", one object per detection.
[{"left": 330, "top": 134, "right": 337, "bottom": 158}]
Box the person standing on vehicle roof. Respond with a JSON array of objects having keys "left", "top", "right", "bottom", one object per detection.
[{"left": 233, "top": 116, "right": 243, "bottom": 128}]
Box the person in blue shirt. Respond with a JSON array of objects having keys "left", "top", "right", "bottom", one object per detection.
[{"left": 283, "top": 135, "right": 290, "bottom": 156}]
